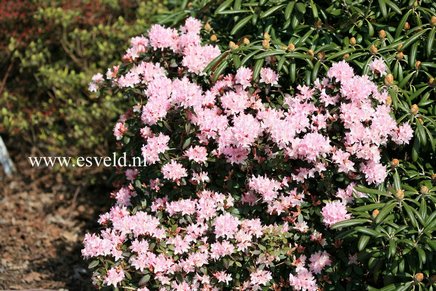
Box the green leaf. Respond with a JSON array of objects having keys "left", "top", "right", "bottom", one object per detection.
[
  {"left": 403, "top": 203, "right": 419, "bottom": 228},
  {"left": 260, "top": 4, "right": 286, "bottom": 18},
  {"left": 375, "top": 202, "right": 397, "bottom": 224},
  {"left": 309, "top": 0, "right": 318, "bottom": 18},
  {"left": 378, "top": 0, "right": 388, "bottom": 18},
  {"left": 358, "top": 235, "right": 370, "bottom": 251},
  {"left": 427, "top": 28, "right": 435, "bottom": 57},
  {"left": 385, "top": 0, "right": 402, "bottom": 15},
  {"left": 353, "top": 203, "right": 386, "bottom": 212},
  {"left": 88, "top": 260, "right": 99, "bottom": 269},
  {"left": 331, "top": 218, "right": 370, "bottom": 229},
  {"left": 231, "top": 15, "right": 253, "bottom": 35},
  {"left": 402, "top": 28, "right": 429, "bottom": 50},
  {"left": 254, "top": 50, "right": 286, "bottom": 59},
  {"left": 284, "top": 1, "right": 295, "bottom": 20},
  {"left": 212, "top": 58, "right": 229, "bottom": 81},
  {"left": 355, "top": 226, "right": 382, "bottom": 237},
  {"left": 296, "top": 3, "right": 306, "bottom": 14},
  {"left": 182, "top": 137, "right": 191, "bottom": 150},
  {"left": 396, "top": 10, "right": 412, "bottom": 38},
  {"left": 215, "top": 0, "right": 234, "bottom": 14},
  {"left": 253, "top": 58, "right": 264, "bottom": 80}
]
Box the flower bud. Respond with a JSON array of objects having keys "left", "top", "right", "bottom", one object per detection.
[
  {"left": 432, "top": 173, "right": 436, "bottom": 182},
  {"left": 411, "top": 104, "right": 419, "bottom": 115},
  {"left": 317, "top": 51, "right": 325, "bottom": 60},
  {"left": 263, "top": 32, "right": 271, "bottom": 41},
  {"left": 397, "top": 43, "right": 403, "bottom": 51},
  {"left": 204, "top": 22, "right": 212, "bottom": 32},
  {"left": 343, "top": 53, "right": 350, "bottom": 59},
  {"left": 420, "top": 186, "right": 429, "bottom": 195},
  {"left": 242, "top": 37, "right": 250, "bottom": 45},
  {"left": 417, "top": 117, "right": 424, "bottom": 124},
  {"left": 262, "top": 39, "right": 270, "bottom": 49},
  {"left": 395, "top": 189, "right": 404, "bottom": 200},
  {"left": 350, "top": 37, "right": 357, "bottom": 46},
  {"left": 415, "top": 273, "right": 424, "bottom": 282},
  {"left": 396, "top": 52, "right": 404, "bottom": 60},
  {"left": 391, "top": 159, "right": 400, "bottom": 167},
  {"left": 431, "top": 16, "right": 436, "bottom": 27},
  {"left": 404, "top": 22, "right": 410, "bottom": 30},
  {"left": 370, "top": 44, "right": 378, "bottom": 54},
  {"left": 229, "top": 41, "right": 239, "bottom": 50},
  {"left": 210, "top": 34, "right": 218, "bottom": 42},
  {"left": 386, "top": 95, "right": 392, "bottom": 105},
  {"left": 384, "top": 73, "right": 394, "bottom": 86},
  {"left": 314, "top": 20, "right": 322, "bottom": 29},
  {"left": 307, "top": 49, "right": 315, "bottom": 57},
  {"left": 379, "top": 29, "right": 386, "bottom": 39},
  {"left": 288, "top": 43, "right": 295, "bottom": 52},
  {"left": 415, "top": 61, "right": 421, "bottom": 70},
  {"left": 372, "top": 209, "right": 380, "bottom": 218},
  {"left": 429, "top": 77, "right": 435, "bottom": 86}
]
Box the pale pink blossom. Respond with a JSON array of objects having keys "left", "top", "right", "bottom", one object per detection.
[
  {"left": 260, "top": 67, "right": 279, "bottom": 85},
  {"left": 322, "top": 201, "right": 351, "bottom": 227}
]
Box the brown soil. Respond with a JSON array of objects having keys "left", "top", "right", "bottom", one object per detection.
[{"left": 0, "top": 151, "right": 112, "bottom": 290}]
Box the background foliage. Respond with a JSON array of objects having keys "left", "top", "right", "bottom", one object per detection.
[{"left": 0, "top": 0, "right": 173, "bottom": 159}]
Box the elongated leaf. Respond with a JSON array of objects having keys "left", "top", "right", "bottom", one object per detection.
[
  {"left": 284, "top": 1, "right": 295, "bottom": 20},
  {"left": 253, "top": 58, "right": 264, "bottom": 80},
  {"left": 385, "top": 0, "right": 402, "bottom": 14},
  {"left": 378, "top": 0, "right": 387, "bottom": 18},
  {"left": 231, "top": 15, "right": 253, "bottom": 35},
  {"left": 358, "top": 235, "right": 370, "bottom": 251},
  {"left": 427, "top": 28, "right": 435, "bottom": 57},
  {"left": 260, "top": 4, "right": 286, "bottom": 18},
  {"left": 254, "top": 50, "right": 286, "bottom": 59},
  {"left": 215, "top": 0, "right": 234, "bottom": 14},
  {"left": 331, "top": 218, "right": 370, "bottom": 229},
  {"left": 375, "top": 202, "right": 397, "bottom": 224}
]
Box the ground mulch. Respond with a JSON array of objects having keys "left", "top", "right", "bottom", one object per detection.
[{"left": 0, "top": 151, "right": 112, "bottom": 290}]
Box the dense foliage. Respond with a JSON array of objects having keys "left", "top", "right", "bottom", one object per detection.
[{"left": 0, "top": 0, "right": 171, "bottom": 158}]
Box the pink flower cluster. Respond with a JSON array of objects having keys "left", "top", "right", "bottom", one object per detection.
[{"left": 85, "top": 18, "right": 412, "bottom": 290}]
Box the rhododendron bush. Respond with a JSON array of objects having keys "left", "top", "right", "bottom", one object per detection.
[{"left": 83, "top": 18, "right": 416, "bottom": 290}]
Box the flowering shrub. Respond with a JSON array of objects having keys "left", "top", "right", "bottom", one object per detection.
[{"left": 83, "top": 18, "right": 413, "bottom": 290}]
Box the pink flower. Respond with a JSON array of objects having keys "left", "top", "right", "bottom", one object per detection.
[
  {"left": 185, "top": 146, "right": 208, "bottom": 163},
  {"left": 141, "top": 134, "right": 170, "bottom": 164},
  {"left": 250, "top": 269, "right": 272, "bottom": 286},
  {"left": 321, "top": 201, "right": 351, "bottom": 227},
  {"left": 113, "top": 122, "right": 127, "bottom": 140},
  {"left": 289, "top": 268, "right": 318, "bottom": 291},
  {"left": 369, "top": 58, "right": 387, "bottom": 76},
  {"left": 214, "top": 213, "right": 240, "bottom": 239},
  {"left": 161, "top": 160, "right": 188, "bottom": 182},
  {"left": 148, "top": 24, "right": 178, "bottom": 50},
  {"left": 125, "top": 169, "right": 138, "bottom": 181},
  {"left": 104, "top": 267, "right": 125, "bottom": 287},
  {"left": 248, "top": 175, "right": 282, "bottom": 202},
  {"left": 392, "top": 123, "right": 413, "bottom": 145},
  {"left": 235, "top": 67, "right": 253, "bottom": 88},
  {"left": 327, "top": 60, "right": 354, "bottom": 82},
  {"left": 360, "top": 160, "right": 387, "bottom": 184},
  {"left": 181, "top": 17, "right": 202, "bottom": 34},
  {"left": 332, "top": 149, "right": 355, "bottom": 173},
  {"left": 214, "top": 271, "right": 232, "bottom": 284},
  {"left": 309, "top": 251, "right": 331, "bottom": 274},
  {"left": 260, "top": 67, "right": 279, "bottom": 85}
]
